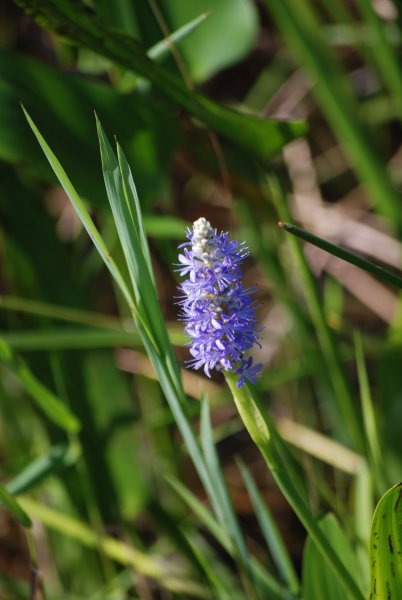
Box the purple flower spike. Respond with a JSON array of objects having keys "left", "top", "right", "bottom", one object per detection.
[{"left": 177, "top": 217, "right": 263, "bottom": 388}]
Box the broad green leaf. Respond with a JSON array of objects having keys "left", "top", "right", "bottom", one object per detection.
[
  {"left": 302, "top": 513, "right": 362, "bottom": 600},
  {"left": 0, "top": 47, "right": 173, "bottom": 207},
  {"left": 14, "top": 0, "right": 306, "bottom": 159},
  {"left": 369, "top": 483, "right": 402, "bottom": 598},
  {"left": 0, "top": 485, "right": 31, "bottom": 528},
  {"left": 6, "top": 445, "right": 79, "bottom": 496},
  {"left": 160, "top": 0, "right": 258, "bottom": 82},
  {"left": 0, "top": 337, "right": 81, "bottom": 433}
]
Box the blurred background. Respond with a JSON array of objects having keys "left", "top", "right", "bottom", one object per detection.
[{"left": 1, "top": 0, "right": 402, "bottom": 598}]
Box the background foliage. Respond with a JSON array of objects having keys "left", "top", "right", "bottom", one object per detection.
[{"left": 1, "top": 0, "right": 402, "bottom": 598}]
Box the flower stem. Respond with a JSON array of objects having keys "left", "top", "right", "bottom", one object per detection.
[{"left": 225, "top": 372, "right": 365, "bottom": 600}]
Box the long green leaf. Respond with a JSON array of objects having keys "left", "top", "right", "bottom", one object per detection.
[
  {"left": 1, "top": 326, "right": 185, "bottom": 351},
  {"left": 279, "top": 221, "right": 402, "bottom": 290},
  {"left": 14, "top": 0, "right": 306, "bottom": 160}
]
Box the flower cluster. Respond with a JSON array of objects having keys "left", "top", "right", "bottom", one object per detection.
[{"left": 177, "top": 218, "right": 262, "bottom": 388}]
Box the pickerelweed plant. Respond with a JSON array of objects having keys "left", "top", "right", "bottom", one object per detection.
[{"left": 177, "top": 217, "right": 263, "bottom": 388}]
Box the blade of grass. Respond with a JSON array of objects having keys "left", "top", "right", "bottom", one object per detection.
[
  {"left": 96, "top": 117, "right": 182, "bottom": 372},
  {"left": 147, "top": 11, "right": 210, "bottom": 61},
  {"left": 0, "top": 337, "right": 81, "bottom": 433},
  {"left": 166, "top": 475, "right": 231, "bottom": 550},
  {"left": 279, "top": 221, "right": 402, "bottom": 291},
  {"left": 0, "top": 295, "right": 125, "bottom": 329},
  {"left": 15, "top": 0, "right": 306, "bottom": 160},
  {"left": 0, "top": 485, "right": 31, "bottom": 528},
  {"left": 237, "top": 459, "right": 300, "bottom": 595},
  {"left": 225, "top": 372, "right": 365, "bottom": 600},
  {"left": 0, "top": 328, "right": 141, "bottom": 351},
  {"left": 353, "top": 463, "right": 372, "bottom": 592},
  {"left": 199, "top": 398, "right": 255, "bottom": 597},
  {"left": 1, "top": 326, "right": 185, "bottom": 351},
  {"left": 354, "top": 331, "right": 387, "bottom": 492}
]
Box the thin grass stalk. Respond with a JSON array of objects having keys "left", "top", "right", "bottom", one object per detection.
[{"left": 279, "top": 221, "right": 402, "bottom": 290}]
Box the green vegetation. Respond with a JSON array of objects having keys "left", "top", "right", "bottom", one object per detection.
[{"left": 1, "top": 1, "right": 402, "bottom": 598}]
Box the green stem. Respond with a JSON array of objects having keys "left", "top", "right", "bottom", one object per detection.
[
  {"left": 279, "top": 221, "right": 402, "bottom": 290},
  {"left": 225, "top": 373, "right": 365, "bottom": 600}
]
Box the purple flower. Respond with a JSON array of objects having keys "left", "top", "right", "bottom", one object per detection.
[{"left": 177, "top": 218, "right": 262, "bottom": 388}]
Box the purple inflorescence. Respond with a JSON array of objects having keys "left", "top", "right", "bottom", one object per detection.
[{"left": 177, "top": 217, "right": 262, "bottom": 388}]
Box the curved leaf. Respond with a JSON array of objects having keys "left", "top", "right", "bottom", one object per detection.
[{"left": 369, "top": 483, "right": 402, "bottom": 598}]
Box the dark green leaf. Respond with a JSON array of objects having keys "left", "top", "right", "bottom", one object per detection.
[{"left": 14, "top": 0, "right": 307, "bottom": 160}]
